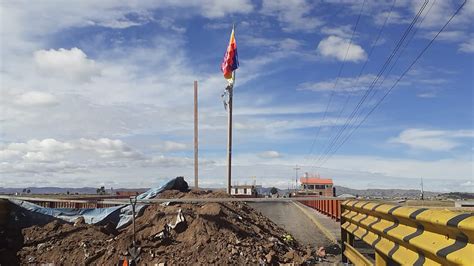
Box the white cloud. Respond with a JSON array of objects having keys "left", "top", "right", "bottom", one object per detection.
[
  {"left": 301, "top": 68, "right": 451, "bottom": 97},
  {"left": 1, "top": 138, "right": 141, "bottom": 162},
  {"left": 426, "top": 30, "right": 466, "bottom": 42},
  {"left": 317, "top": 35, "right": 367, "bottom": 62},
  {"left": 1, "top": 1, "right": 254, "bottom": 43},
  {"left": 76, "top": 138, "right": 142, "bottom": 159},
  {"left": 459, "top": 38, "right": 474, "bottom": 53},
  {"left": 258, "top": 150, "right": 282, "bottom": 159},
  {"left": 14, "top": 91, "right": 59, "bottom": 107},
  {"left": 218, "top": 153, "right": 474, "bottom": 191},
  {"left": 416, "top": 91, "right": 437, "bottom": 98},
  {"left": 321, "top": 25, "right": 354, "bottom": 39},
  {"left": 234, "top": 104, "right": 326, "bottom": 116},
  {"left": 390, "top": 128, "right": 474, "bottom": 151},
  {"left": 0, "top": 137, "right": 472, "bottom": 191},
  {"left": 96, "top": 11, "right": 153, "bottom": 29},
  {"left": 188, "top": 0, "right": 254, "bottom": 18},
  {"left": 142, "top": 155, "right": 214, "bottom": 168},
  {"left": 22, "top": 151, "right": 59, "bottom": 162},
  {"left": 374, "top": 11, "right": 411, "bottom": 26},
  {"left": 155, "top": 141, "right": 188, "bottom": 152},
  {"left": 261, "top": 0, "right": 322, "bottom": 32},
  {"left": 7, "top": 139, "right": 74, "bottom": 154},
  {"left": 0, "top": 149, "right": 22, "bottom": 161},
  {"left": 242, "top": 36, "right": 302, "bottom": 51},
  {"left": 34, "top": 47, "right": 100, "bottom": 82},
  {"left": 301, "top": 74, "right": 379, "bottom": 93}
]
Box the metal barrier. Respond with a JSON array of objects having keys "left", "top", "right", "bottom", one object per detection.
[
  {"left": 341, "top": 200, "right": 474, "bottom": 265},
  {"left": 298, "top": 198, "right": 342, "bottom": 221},
  {"left": 0, "top": 196, "right": 121, "bottom": 209}
]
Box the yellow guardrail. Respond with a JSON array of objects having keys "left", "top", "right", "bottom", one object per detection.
[{"left": 341, "top": 200, "right": 474, "bottom": 265}]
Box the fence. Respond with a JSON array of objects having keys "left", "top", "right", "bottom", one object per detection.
[
  {"left": 341, "top": 200, "right": 474, "bottom": 265},
  {"left": 298, "top": 198, "right": 342, "bottom": 221}
]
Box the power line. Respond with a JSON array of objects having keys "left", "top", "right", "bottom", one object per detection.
[
  {"left": 317, "top": 0, "right": 436, "bottom": 166},
  {"left": 313, "top": 0, "right": 430, "bottom": 167},
  {"left": 310, "top": 0, "right": 397, "bottom": 171},
  {"left": 315, "top": 0, "right": 429, "bottom": 166},
  {"left": 366, "top": 0, "right": 437, "bottom": 104},
  {"left": 304, "top": 0, "right": 367, "bottom": 165},
  {"left": 318, "top": 0, "right": 467, "bottom": 167}
]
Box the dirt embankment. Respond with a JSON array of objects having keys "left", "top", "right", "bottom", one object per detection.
[{"left": 1, "top": 190, "right": 325, "bottom": 265}]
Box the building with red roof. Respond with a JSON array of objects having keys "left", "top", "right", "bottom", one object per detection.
[{"left": 298, "top": 173, "right": 335, "bottom": 197}]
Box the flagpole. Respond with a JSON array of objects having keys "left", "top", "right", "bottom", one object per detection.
[
  {"left": 226, "top": 23, "right": 236, "bottom": 195},
  {"left": 227, "top": 70, "right": 235, "bottom": 194}
]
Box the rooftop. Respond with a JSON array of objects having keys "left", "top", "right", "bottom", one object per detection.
[{"left": 300, "top": 177, "right": 333, "bottom": 185}]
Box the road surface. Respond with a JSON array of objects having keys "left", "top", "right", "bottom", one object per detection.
[{"left": 249, "top": 201, "right": 336, "bottom": 248}]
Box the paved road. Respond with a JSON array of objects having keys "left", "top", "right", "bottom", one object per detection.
[
  {"left": 249, "top": 202, "right": 334, "bottom": 248},
  {"left": 296, "top": 202, "right": 341, "bottom": 242}
]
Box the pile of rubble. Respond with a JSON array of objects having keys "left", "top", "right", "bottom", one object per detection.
[{"left": 2, "top": 190, "right": 321, "bottom": 265}]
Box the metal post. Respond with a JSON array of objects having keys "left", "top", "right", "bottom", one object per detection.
[
  {"left": 293, "top": 165, "right": 300, "bottom": 193},
  {"left": 226, "top": 84, "right": 233, "bottom": 194},
  {"left": 375, "top": 250, "right": 389, "bottom": 266},
  {"left": 341, "top": 227, "right": 348, "bottom": 263},
  {"left": 130, "top": 197, "right": 136, "bottom": 245},
  {"left": 194, "top": 80, "right": 198, "bottom": 189},
  {"left": 420, "top": 177, "right": 424, "bottom": 201}
]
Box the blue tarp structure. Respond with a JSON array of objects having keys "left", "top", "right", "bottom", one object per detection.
[{"left": 9, "top": 176, "right": 189, "bottom": 229}]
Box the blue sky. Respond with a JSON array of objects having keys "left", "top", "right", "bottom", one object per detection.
[{"left": 1, "top": 0, "right": 473, "bottom": 192}]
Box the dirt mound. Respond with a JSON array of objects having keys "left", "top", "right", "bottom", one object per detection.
[{"left": 4, "top": 190, "right": 315, "bottom": 265}]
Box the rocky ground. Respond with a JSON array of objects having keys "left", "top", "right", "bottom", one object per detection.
[{"left": 0, "top": 190, "right": 337, "bottom": 265}]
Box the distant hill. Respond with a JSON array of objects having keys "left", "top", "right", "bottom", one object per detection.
[
  {"left": 439, "top": 192, "right": 474, "bottom": 200},
  {"left": 335, "top": 186, "right": 438, "bottom": 199},
  {"left": 2, "top": 185, "right": 472, "bottom": 200}
]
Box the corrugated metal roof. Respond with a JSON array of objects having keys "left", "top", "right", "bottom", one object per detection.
[{"left": 300, "top": 177, "right": 333, "bottom": 185}]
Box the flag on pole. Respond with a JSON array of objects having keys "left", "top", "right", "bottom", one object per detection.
[{"left": 221, "top": 26, "right": 239, "bottom": 83}]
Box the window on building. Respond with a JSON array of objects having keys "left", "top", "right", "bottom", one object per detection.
[
  {"left": 319, "top": 191, "right": 322, "bottom": 195},
  {"left": 244, "top": 188, "right": 247, "bottom": 194},
  {"left": 234, "top": 188, "right": 238, "bottom": 194}
]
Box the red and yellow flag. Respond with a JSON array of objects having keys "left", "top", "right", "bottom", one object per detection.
[{"left": 221, "top": 27, "right": 239, "bottom": 82}]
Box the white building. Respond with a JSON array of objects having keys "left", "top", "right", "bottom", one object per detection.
[{"left": 230, "top": 185, "right": 257, "bottom": 197}]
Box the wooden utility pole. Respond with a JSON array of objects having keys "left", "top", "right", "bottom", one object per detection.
[{"left": 194, "top": 80, "right": 198, "bottom": 189}]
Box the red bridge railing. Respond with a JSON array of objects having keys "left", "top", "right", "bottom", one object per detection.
[
  {"left": 0, "top": 196, "right": 121, "bottom": 209},
  {"left": 298, "top": 198, "right": 342, "bottom": 221}
]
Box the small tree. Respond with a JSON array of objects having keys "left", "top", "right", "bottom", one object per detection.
[
  {"left": 26, "top": 189, "right": 31, "bottom": 194},
  {"left": 97, "top": 186, "right": 106, "bottom": 195},
  {"left": 270, "top": 187, "right": 278, "bottom": 195}
]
